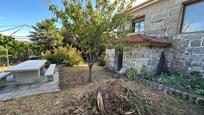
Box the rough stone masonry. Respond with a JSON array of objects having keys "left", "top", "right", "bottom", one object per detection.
[{"left": 105, "top": 0, "right": 204, "bottom": 76}]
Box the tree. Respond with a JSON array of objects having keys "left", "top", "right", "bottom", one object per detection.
[
  {"left": 0, "top": 34, "right": 42, "bottom": 62},
  {"left": 49, "top": 0, "right": 135, "bottom": 82},
  {"left": 30, "top": 19, "right": 63, "bottom": 51},
  {"left": 61, "top": 28, "right": 80, "bottom": 48}
]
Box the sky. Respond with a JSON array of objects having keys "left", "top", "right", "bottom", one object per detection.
[
  {"left": 0, "top": 0, "right": 146, "bottom": 36},
  {"left": 182, "top": 1, "right": 204, "bottom": 32},
  {"left": 0, "top": 0, "right": 62, "bottom": 36}
]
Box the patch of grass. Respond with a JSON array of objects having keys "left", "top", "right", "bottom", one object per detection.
[
  {"left": 124, "top": 68, "right": 138, "bottom": 81},
  {"left": 140, "top": 65, "right": 151, "bottom": 80}
]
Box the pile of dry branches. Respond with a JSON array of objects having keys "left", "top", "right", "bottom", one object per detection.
[{"left": 69, "top": 80, "right": 154, "bottom": 115}]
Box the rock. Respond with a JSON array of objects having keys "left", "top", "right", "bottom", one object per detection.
[
  {"left": 202, "top": 39, "right": 204, "bottom": 46},
  {"left": 196, "top": 97, "right": 204, "bottom": 106},
  {"left": 190, "top": 39, "right": 201, "bottom": 47},
  {"left": 187, "top": 47, "right": 204, "bottom": 54}
]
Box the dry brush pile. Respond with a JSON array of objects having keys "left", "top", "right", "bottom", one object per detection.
[{"left": 68, "top": 80, "right": 155, "bottom": 115}]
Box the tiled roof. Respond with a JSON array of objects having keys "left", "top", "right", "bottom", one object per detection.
[
  {"left": 126, "top": 34, "right": 172, "bottom": 46},
  {"left": 110, "top": 34, "right": 172, "bottom": 47}
]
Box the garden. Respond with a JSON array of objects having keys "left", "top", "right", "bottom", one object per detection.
[
  {"left": 0, "top": 20, "right": 85, "bottom": 68},
  {"left": 124, "top": 67, "right": 204, "bottom": 97},
  {"left": 0, "top": 34, "right": 42, "bottom": 65}
]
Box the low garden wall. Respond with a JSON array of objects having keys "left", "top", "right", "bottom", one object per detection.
[{"left": 134, "top": 76, "right": 204, "bottom": 106}]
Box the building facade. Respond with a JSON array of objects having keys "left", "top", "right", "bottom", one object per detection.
[{"left": 105, "top": 0, "right": 204, "bottom": 76}]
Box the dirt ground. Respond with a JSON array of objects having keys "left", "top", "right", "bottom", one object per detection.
[
  {"left": 0, "top": 66, "right": 203, "bottom": 115},
  {"left": 0, "top": 66, "right": 9, "bottom": 73}
]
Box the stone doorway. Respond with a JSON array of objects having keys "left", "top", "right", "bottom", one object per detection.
[{"left": 116, "top": 50, "right": 123, "bottom": 71}]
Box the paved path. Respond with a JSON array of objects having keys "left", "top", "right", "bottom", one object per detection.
[{"left": 0, "top": 69, "right": 60, "bottom": 101}]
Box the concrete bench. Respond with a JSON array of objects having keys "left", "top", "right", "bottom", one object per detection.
[
  {"left": 0, "top": 72, "right": 12, "bottom": 88},
  {"left": 45, "top": 64, "right": 56, "bottom": 81}
]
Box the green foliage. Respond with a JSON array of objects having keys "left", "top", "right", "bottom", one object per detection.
[
  {"left": 30, "top": 19, "right": 63, "bottom": 51},
  {"left": 61, "top": 28, "right": 79, "bottom": 48},
  {"left": 0, "top": 46, "right": 7, "bottom": 59},
  {"left": 157, "top": 73, "right": 204, "bottom": 96},
  {"left": 158, "top": 74, "right": 180, "bottom": 86},
  {"left": 96, "top": 51, "right": 106, "bottom": 66},
  {"left": 48, "top": 0, "right": 135, "bottom": 81},
  {"left": 43, "top": 50, "right": 52, "bottom": 62},
  {"left": 43, "top": 45, "right": 84, "bottom": 66},
  {"left": 140, "top": 65, "right": 151, "bottom": 80},
  {"left": 0, "top": 34, "right": 42, "bottom": 60},
  {"left": 62, "top": 45, "right": 84, "bottom": 66},
  {"left": 125, "top": 68, "right": 138, "bottom": 81}
]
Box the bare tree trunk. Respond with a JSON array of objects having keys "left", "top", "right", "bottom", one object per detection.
[{"left": 88, "top": 64, "right": 93, "bottom": 82}]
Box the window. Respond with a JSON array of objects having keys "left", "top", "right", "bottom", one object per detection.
[
  {"left": 181, "top": 1, "right": 204, "bottom": 33},
  {"left": 132, "top": 16, "right": 145, "bottom": 33}
]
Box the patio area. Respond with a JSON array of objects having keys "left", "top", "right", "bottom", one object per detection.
[{"left": 0, "top": 68, "right": 59, "bottom": 101}]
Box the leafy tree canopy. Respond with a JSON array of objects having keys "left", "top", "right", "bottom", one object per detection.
[
  {"left": 49, "top": 0, "right": 135, "bottom": 82},
  {"left": 30, "top": 19, "right": 63, "bottom": 51},
  {"left": 0, "top": 34, "right": 42, "bottom": 60}
]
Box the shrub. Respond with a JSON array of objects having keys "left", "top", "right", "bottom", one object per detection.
[
  {"left": 0, "top": 35, "right": 43, "bottom": 61},
  {"left": 61, "top": 45, "right": 84, "bottom": 66},
  {"left": 158, "top": 73, "right": 180, "bottom": 86},
  {"left": 157, "top": 72, "right": 204, "bottom": 96},
  {"left": 43, "top": 50, "right": 53, "bottom": 62},
  {"left": 140, "top": 65, "right": 151, "bottom": 80},
  {"left": 96, "top": 52, "right": 106, "bottom": 66},
  {"left": 125, "top": 68, "right": 138, "bottom": 81},
  {"left": 43, "top": 45, "right": 84, "bottom": 66},
  {"left": 0, "top": 46, "right": 6, "bottom": 59}
]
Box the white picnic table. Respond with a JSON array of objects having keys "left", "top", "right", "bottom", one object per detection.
[{"left": 6, "top": 60, "right": 47, "bottom": 84}]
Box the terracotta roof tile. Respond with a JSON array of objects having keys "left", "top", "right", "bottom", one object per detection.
[{"left": 126, "top": 34, "right": 172, "bottom": 46}]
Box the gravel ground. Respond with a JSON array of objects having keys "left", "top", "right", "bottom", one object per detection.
[{"left": 0, "top": 66, "right": 203, "bottom": 115}]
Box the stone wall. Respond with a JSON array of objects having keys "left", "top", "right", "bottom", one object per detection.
[
  {"left": 170, "top": 33, "right": 204, "bottom": 74},
  {"left": 122, "top": 47, "right": 164, "bottom": 74},
  {"left": 105, "top": 47, "right": 170, "bottom": 74},
  {"left": 105, "top": 48, "right": 116, "bottom": 70},
  {"left": 129, "top": 0, "right": 204, "bottom": 75},
  {"left": 105, "top": 0, "right": 204, "bottom": 75},
  {"left": 129, "top": 0, "right": 189, "bottom": 37}
]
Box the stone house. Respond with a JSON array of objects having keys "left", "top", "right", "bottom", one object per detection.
[{"left": 105, "top": 0, "right": 204, "bottom": 76}]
